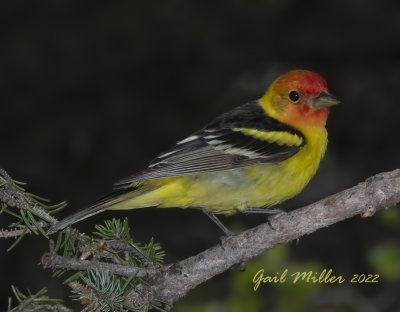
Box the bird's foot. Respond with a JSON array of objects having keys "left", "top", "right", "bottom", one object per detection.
[
  {"left": 219, "top": 230, "right": 235, "bottom": 249},
  {"left": 242, "top": 207, "right": 287, "bottom": 230}
]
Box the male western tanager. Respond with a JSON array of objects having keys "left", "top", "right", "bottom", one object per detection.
[{"left": 51, "top": 70, "right": 339, "bottom": 235}]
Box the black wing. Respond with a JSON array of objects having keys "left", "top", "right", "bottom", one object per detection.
[{"left": 114, "top": 101, "right": 305, "bottom": 188}]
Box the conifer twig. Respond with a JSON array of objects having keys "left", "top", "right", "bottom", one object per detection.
[
  {"left": 0, "top": 228, "right": 28, "bottom": 238},
  {"left": 41, "top": 240, "right": 157, "bottom": 279}
]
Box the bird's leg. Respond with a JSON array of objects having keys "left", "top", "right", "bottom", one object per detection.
[
  {"left": 202, "top": 209, "right": 235, "bottom": 238},
  {"left": 241, "top": 207, "right": 286, "bottom": 215},
  {"left": 243, "top": 208, "right": 300, "bottom": 245}
]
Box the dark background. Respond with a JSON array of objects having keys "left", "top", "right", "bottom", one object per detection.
[{"left": 1, "top": 1, "right": 400, "bottom": 311}]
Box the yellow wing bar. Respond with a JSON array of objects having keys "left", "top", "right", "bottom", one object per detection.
[{"left": 232, "top": 128, "right": 303, "bottom": 147}]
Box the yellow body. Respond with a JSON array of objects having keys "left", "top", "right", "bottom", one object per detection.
[{"left": 109, "top": 116, "right": 327, "bottom": 215}]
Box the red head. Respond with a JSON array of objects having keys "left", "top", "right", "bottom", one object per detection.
[{"left": 260, "top": 70, "right": 339, "bottom": 128}]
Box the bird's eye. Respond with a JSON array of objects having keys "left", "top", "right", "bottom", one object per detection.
[{"left": 288, "top": 90, "right": 300, "bottom": 102}]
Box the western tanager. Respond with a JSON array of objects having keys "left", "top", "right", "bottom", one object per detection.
[{"left": 50, "top": 70, "right": 339, "bottom": 235}]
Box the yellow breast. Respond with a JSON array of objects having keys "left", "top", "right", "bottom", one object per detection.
[{"left": 244, "top": 125, "right": 328, "bottom": 208}]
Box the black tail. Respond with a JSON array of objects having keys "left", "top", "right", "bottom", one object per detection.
[{"left": 48, "top": 185, "right": 157, "bottom": 234}]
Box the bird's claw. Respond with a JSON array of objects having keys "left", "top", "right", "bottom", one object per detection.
[
  {"left": 267, "top": 210, "right": 287, "bottom": 230},
  {"left": 219, "top": 231, "right": 235, "bottom": 249}
]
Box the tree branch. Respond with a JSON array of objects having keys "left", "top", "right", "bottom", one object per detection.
[
  {"left": 124, "top": 169, "right": 400, "bottom": 307},
  {"left": 3, "top": 168, "right": 400, "bottom": 310}
]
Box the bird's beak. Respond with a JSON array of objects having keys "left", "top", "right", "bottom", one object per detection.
[{"left": 312, "top": 91, "right": 340, "bottom": 108}]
